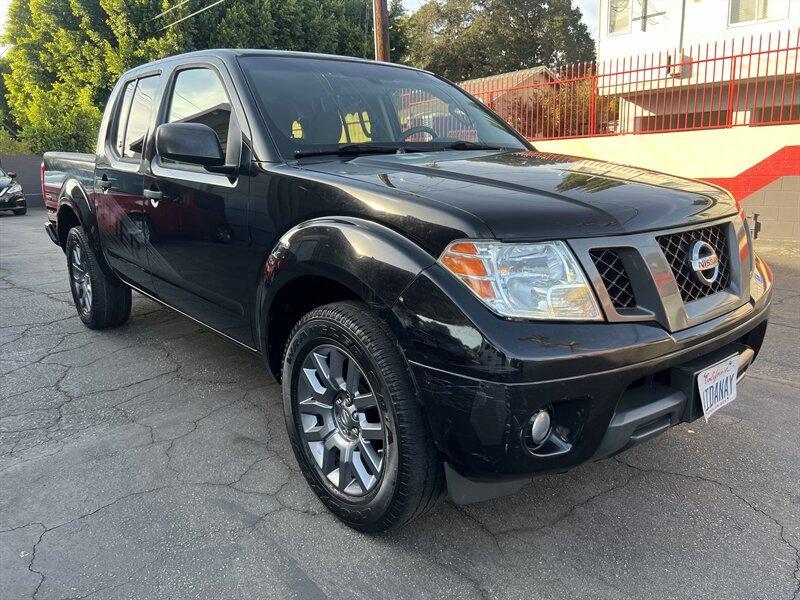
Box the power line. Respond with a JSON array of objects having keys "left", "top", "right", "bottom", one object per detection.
[
  {"left": 150, "top": 0, "right": 192, "bottom": 21},
  {"left": 159, "top": 0, "right": 227, "bottom": 30},
  {"left": 175, "top": 91, "right": 203, "bottom": 112}
]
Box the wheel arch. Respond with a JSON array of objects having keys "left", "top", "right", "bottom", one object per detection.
[
  {"left": 257, "top": 217, "right": 436, "bottom": 380},
  {"left": 55, "top": 179, "right": 92, "bottom": 246},
  {"left": 56, "top": 203, "right": 81, "bottom": 250},
  {"left": 56, "top": 179, "right": 117, "bottom": 279}
]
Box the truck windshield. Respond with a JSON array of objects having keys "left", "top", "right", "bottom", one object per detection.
[{"left": 239, "top": 56, "right": 528, "bottom": 159}]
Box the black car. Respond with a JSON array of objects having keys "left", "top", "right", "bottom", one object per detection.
[
  {"left": 0, "top": 167, "right": 26, "bottom": 215},
  {"left": 41, "top": 50, "right": 772, "bottom": 532}
]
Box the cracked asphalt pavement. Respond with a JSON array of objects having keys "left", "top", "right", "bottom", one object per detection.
[{"left": 1, "top": 209, "right": 798, "bottom": 600}]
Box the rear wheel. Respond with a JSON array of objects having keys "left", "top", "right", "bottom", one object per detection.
[
  {"left": 282, "top": 301, "right": 443, "bottom": 532},
  {"left": 66, "top": 227, "right": 131, "bottom": 329}
]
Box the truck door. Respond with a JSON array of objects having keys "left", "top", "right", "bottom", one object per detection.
[
  {"left": 95, "top": 74, "right": 161, "bottom": 294},
  {"left": 144, "top": 63, "right": 255, "bottom": 346}
]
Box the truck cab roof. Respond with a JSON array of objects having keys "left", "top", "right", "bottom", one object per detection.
[{"left": 120, "top": 48, "right": 429, "bottom": 80}]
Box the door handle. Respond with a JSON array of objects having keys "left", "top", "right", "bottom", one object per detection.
[
  {"left": 143, "top": 188, "right": 163, "bottom": 207},
  {"left": 98, "top": 176, "right": 111, "bottom": 191},
  {"left": 143, "top": 189, "right": 163, "bottom": 200}
]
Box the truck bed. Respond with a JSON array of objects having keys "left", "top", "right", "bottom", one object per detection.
[{"left": 42, "top": 151, "right": 97, "bottom": 217}]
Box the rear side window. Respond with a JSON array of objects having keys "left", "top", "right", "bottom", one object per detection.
[
  {"left": 113, "top": 75, "right": 160, "bottom": 160},
  {"left": 167, "top": 68, "right": 232, "bottom": 154},
  {"left": 114, "top": 82, "right": 136, "bottom": 156},
  {"left": 124, "top": 76, "right": 160, "bottom": 159}
]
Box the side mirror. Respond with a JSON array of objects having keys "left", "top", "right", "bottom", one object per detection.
[
  {"left": 7, "top": 172, "right": 17, "bottom": 179},
  {"left": 155, "top": 123, "right": 225, "bottom": 168}
]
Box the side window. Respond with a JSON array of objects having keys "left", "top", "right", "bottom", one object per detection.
[
  {"left": 113, "top": 81, "right": 136, "bottom": 156},
  {"left": 123, "top": 76, "right": 160, "bottom": 160},
  {"left": 167, "top": 68, "right": 232, "bottom": 155}
]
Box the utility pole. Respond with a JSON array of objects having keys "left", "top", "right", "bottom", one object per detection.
[{"left": 372, "top": 0, "right": 390, "bottom": 62}]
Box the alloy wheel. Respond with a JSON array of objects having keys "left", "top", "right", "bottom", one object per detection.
[
  {"left": 296, "top": 345, "right": 387, "bottom": 497},
  {"left": 70, "top": 244, "right": 92, "bottom": 315}
]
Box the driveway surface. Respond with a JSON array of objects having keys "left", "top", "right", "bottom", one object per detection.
[{"left": 1, "top": 209, "right": 798, "bottom": 600}]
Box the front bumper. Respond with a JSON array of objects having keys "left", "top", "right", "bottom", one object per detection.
[
  {"left": 0, "top": 194, "right": 26, "bottom": 210},
  {"left": 392, "top": 262, "right": 772, "bottom": 503}
]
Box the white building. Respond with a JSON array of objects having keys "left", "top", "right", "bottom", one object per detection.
[
  {"left": 594, "top": 0, "right": 800, "bottom": 133},
  {"left": 598, "top": 0, "right": 800, "bottom": 64}
]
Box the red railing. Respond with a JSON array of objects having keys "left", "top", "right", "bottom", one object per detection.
[{"left": 459, "top": 29, "right": 800, "bottom": 141}]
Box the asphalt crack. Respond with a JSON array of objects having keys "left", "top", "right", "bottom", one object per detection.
[{"left": 615, "top": 457, "right": 800, "bottom": 599}]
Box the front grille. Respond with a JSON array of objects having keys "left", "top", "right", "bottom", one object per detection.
[
  {"left": 590, "top": 249, "right": 636, "bottom": 309},
  {"left": 657, "top": 224, "right": 730, "bottom": 303}
]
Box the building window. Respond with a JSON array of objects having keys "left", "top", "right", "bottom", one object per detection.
[
  {"left": 729, "top": 0, "right": 784, "bottom": 24},
  {"left": 609, "top": 0, "right": 632, "bottom": 34}
]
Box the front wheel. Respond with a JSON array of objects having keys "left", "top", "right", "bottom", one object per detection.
[
  {"left": 282, "top": 301, "right": 443, "bottom": 532},
  {"left": 66, "top": 227, "right": 132, "bottom": 329},
  {"left": 12, "top": 207, "right": 26, "bottom": 215}
]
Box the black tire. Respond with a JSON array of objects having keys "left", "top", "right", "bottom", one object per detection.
[
  {"left": 282, "top": 301, "right": 443, "bottom": 532},
  {"left": 12, "top": 207, "right": 26, "bottom": 215},
  {"left": 65, "top": 227, "right": 132, "bottom": 329}
]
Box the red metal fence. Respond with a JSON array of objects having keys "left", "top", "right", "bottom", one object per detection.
[{"left": 459, "top": 28, "right": 800, "bottom": 141}]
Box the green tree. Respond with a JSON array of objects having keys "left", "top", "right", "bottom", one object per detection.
[
  {"left": 0, "top": 56, "right": 30, "bottom": 155},
  {"left": 0, "top": 56, "right": 13, "bottom": 133},
  {"left": 2, "top": 0, "right": 109, "bottom": 152},
  {"left": 0, "top": 0, "right": 406, "bottom": 153},
  {"left": 388, "top": 0, "right": 410, "bottom": 62},
  {"left": 100, "top": 0, "right": 181, "bottom": 81},
  {"left": 0, "top": 128, "right": 32, "bottom": 154},
  {"left": 407, "top": 0, "right": 595, "bottom": 81}
]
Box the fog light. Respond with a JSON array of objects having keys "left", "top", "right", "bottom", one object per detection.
[{"left": 530, "top": 410, "right": 551, "bottom": 446}]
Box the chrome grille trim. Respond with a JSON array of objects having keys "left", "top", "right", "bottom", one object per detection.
[
  {"left": 569, "top": 216, "right": 751, "bottom": 333},
  {"left": 657, "top": 224, "right": 731, "bottom": 303}
]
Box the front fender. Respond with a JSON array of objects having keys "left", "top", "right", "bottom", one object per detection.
[{"left": 256, "top": 217, "right": 436, "bottom": 366}]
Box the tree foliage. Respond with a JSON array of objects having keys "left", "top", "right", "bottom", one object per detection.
[
  {"left": 1, "top": 0, "right": 409, "bottom": 153},
  {"left": 0, "top": 0, "right": 592, "bottom": 153},
  {"left": 407, "top": 0, "right": 595, "bottom": 81},
  {"left": 0, "top": 56, "right": 12, "bottom": 133}
]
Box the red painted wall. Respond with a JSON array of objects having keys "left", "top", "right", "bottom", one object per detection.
[{"left": 703, "top": 145, "right": 800, "bottom": 202}]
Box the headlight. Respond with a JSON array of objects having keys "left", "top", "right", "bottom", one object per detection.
[
  {"left": 1, "top": 184, "right": 22, "bottom": 196},
  {"left": 439, "top": 240, "right": 603, "bottom": 320}
]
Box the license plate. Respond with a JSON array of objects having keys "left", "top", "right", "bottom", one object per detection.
[{"left": 698, "top": 354, "right": 739, "bottom": 421}]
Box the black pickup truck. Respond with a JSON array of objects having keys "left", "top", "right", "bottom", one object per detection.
[{"left": 42, "top": 50, "right": 772, "bottom": 532}]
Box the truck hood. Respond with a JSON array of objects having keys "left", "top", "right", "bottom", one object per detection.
[{"left": 301, "top": 150, "right": 736, "bottom": 240}]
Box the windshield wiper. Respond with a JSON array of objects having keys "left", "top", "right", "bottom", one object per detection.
[
  {"left": 294, "top": 143, "right": 404, "bottom": 159},
  {"left": 294, "top": 140, "right": 509, "bottom": 159},
  {"left": 435, "top": 140, "right": 507, "bottom": 151}
]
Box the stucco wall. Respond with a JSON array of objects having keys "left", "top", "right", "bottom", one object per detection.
[
  {"left": 616, "top": 81, "right": 800, "bottom": 132},
  {"left": 536, "top": 125, "right": 800, "bottom": 240}
]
